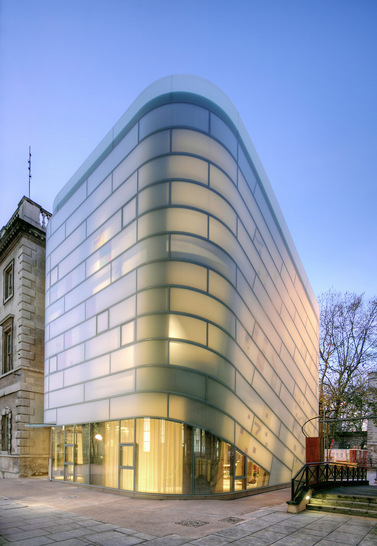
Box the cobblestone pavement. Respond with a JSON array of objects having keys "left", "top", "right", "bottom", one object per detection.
[{"left": 1, "top": 479, "right": 377, "bottom": 545}]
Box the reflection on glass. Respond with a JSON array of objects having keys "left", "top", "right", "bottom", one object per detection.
[
  {"left": 90, "top": 421, "right": 119, "bottom": 488},
  {"left": 64, "top": 463, "right": 74, "bottom": 481},
  {"left": 65, "top": 425, "right": 74, "bottom": 445},
  {"left": 136, "top": 419, "right": 191, "bottom": 494},
  {"left": 120, "top": 468, "right": 134, "bottom": 491},
  {"left": 235, "top": 450, "right": 246, "bottom": 491},
  {"left": 194, "top": 428, "right": 232, "bottom": 494},
  {"left": 247, "top": 459, "right": 269, "bottom": 489},
  {"left": 65, "top": 445, "right": 74, "bottom": 463},
  {"left": 120, "top": 419, "right": 134, "bottom": 443},
  {"left": 121, "top": 445, "right": 133, "bottom": 467},
  {"left": 51, "top": 426, "right": 64, "bottom": 480},
  {"left": 236, "top": 450, "right": 245, "bottom": 476},
  {"left": 50, "top": 420, "right": 269, "bottom": 495},
  {"left": 75, "top": 424, "right": 90, "bottom": 484}
]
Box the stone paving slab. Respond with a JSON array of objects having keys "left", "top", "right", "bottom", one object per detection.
[{"left": 2, "top": 480, "right": 377, "bottom": 544}]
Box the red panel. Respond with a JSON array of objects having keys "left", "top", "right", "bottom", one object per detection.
[{"left": 306, "top": 437, "right": 321, "bottom": 463}]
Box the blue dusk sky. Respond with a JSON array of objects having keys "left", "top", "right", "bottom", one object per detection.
[{"left": 1, "top": 0, "right": 376, "bottom": 301}]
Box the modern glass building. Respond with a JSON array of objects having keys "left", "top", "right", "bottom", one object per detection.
[{"left": 44, "top": 75, "right": 319, "bottom": 497}]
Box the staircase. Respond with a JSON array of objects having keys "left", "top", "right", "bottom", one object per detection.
[{"left": 307, "top": 491, "right": 377, "bottom": 518}]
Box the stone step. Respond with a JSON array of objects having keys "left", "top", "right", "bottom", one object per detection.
[
  {"left": 307, "top": 503, "right": 377, "bottom": 518},
  {"left": 309, "top": 498, "right": 377, "bottom": 511},
  {"left": 307, "top": 493, "right": 377, "bottom": 518},
  {"left": 313, "top": 493, "right": 377, "bottom": 504}
]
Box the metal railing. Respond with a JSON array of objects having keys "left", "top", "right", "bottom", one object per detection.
[{"left": 291, "top": 462, "right": 368, "bottom": 502}]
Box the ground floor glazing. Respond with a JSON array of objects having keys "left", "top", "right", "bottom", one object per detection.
[{"left": 51, "top": 417, "right": 269, "bottom": 495}]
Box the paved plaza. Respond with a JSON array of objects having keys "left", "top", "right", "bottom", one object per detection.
[{"left": 1, "top": 478, "right": 377, "bottom": 545}]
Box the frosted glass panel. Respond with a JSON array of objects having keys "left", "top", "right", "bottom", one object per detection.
[
  {"left": 86, "top": 221, "right": 137, "bottom": 277},
  {"left": 49, "top": 371, "right": 63, "bottom": 391},
  {"left": 137, "top": 261, "right": 207, "bottom": 292},
  {"left": 50, "top": 304, "right": 85, "bottom": 339},
  {"left": 207, "top": 379, "right": 253, "bottom": 431},
  {"left": 111, "top": 340, "right": 168, "bottom": 372},
  {"left": 138, "top": 182, "right": 170, "bottom": 214},
  {"left": 122, "top": 198, "right": 137, "bottom": 227},
  {"left": 64, "top": 355, "right": 110, "bottom": 387},
  {"left": 137, "top": 288, "right": 168, "bottom": 315},
  {"left": 210, "top": 113, "right": 237, "bottom": 158},
  {"left": 50, "top": 182, "right": 86, "bottom": 236},
  {"left": 110, "top": 393, "right": 168, "bottom": 420},
  {"left": 50, "top": 267, "right": 58, "bottom": 286},
  {"left": 111, "top": 235, "right": 169, "bottom": 282},
  {"left": 64, "top": 318, "right": 96, "bottom": 349},
  {"left": 113, "top": 131, "right": 170, "bottom": 190},
  {"left": 109, "top": 295, "right": 136, "bottom": 328},
  {"left": 172, "top": 129, "right": 237, "bottom": 182},
  {"left": 139, "top": 155, "right": 208, "bottom": 188},
  {"left": 171, "top": 182, "right": 236, "bottom": 233},
  {"left": 57, "top": 400, "right": 109, "bottom": 425},
  {"left": 121, "top": 321, "right": 135, "bottom": 346},
  {"left": 137, "top": 314, "right": 206, "bottom": 345},
  {"left": 171, "top": 234, "right": 236, "bottom": 284},
  {"left": 87, "top": 124, "right": 137, "bottom": 195},
  {"left": 169, "top": 341, "right": 235, "bottom": 388},
  {"left": 85, "top": 328, "right": 120, "bottom": 360},
  {"left": 170, "top": 288, "right": 235, "bottom": 336},
  {"left": 169, "top": 395, "right": 233, "bottom": 443},
  {"left": 85, "top": 370, "right": 135, "bottom": 401},
  {"left": 49, "top": 356, "right": 57, "bottom": 374},
  {"left": 46, "top": 334, "right": 64, "bottom": 359},
  {"left": 235, "top": 424, "right": 273, "bottom": 472},
  {"left": 57, "top": 344, "right": 85, "bottom": 370},
  {"left": 238, "top": 147, "right": 257, "bottom": 193},
  {"left": 86, "top": 271, "right": 136, "bottom": 319},
  {"left": 136, "top": 366, "right": 205, "bottom": 399},
  {"left": 50, "top": 264, "right": 86, "bottom": 304},
  {"left": 65, "top": 265, "right": 111, "bottom": 311},
  {"left": 51, "top": 385, "right": 84, "bottom": 408},
  {"left": 90, "top": 211, "right": 122, "bottom": 253},
  {"left": 47, "top": 224, "right": 65, "bottom": 256},
  {"left": 50, "top": 223, "right": 86, "bottom": 270},
  {"left": 207, "top": 324, "right": 253, "bottom": 381},
  {"left": 45, "top": 298, "right": 65, "bottom": 324},
  {"left": 139, "top": 102, "right": 209, "bottom": 139},
  {"left": 138, "top": 208, "right": 208, "bottom": 239},
  {"left": 209, "top": 217, "right": 237, "bottom": 261},
  {"left": 97, "top": 311, "right": 109, "bottom": 333},
  {"left": 68, "top": 175, "right": 111, "bottom": 237},
  {"left": 87, "top": 173, "right": 137, "bottom": 236}
]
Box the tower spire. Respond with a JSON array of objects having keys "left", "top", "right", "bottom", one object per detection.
[{"left": 28, "top": 146, "right": 32, "bottom": 198}]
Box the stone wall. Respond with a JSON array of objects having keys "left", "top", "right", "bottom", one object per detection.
[{"left": 0, "top": 198, "right": 50, "bottom": 477}]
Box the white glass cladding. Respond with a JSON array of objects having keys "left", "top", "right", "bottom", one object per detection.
[{"left": 45, "top": 75, "right": 319, "bottom": 491}]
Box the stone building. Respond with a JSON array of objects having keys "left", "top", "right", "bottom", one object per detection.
[{"left": 0, "top": 196, "right": 51, "bottom": 477}]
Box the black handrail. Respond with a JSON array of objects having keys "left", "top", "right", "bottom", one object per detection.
[{"left": 291, "top": 462, "right": 368, "bottom": 503}]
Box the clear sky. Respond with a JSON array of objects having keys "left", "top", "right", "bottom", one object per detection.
[{"left": 1, "top": 0, "right": 376, "bottom": 300}]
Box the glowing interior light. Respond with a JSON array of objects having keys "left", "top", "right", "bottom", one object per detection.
[{"left": 95, "top": 434, "right": 103, "bottom": 441}]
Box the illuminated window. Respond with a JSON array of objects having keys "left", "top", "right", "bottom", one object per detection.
[
  {"left": 2, "top": 318, "right": 13, "bottom": 374},
  {"left": 3, "top": 260, "right": 14, "bottom": 302},
  {"left": 143, "top": 417, "right": 150, "bottom": 452}
]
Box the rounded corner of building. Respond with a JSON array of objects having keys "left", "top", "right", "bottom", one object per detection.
[{"left": 46, "top": 77, "right": 318, "bottom": 497}]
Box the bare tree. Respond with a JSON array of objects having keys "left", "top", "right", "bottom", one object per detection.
[{"left": 318, "top": 290, "right": 377, "bottom": 431}]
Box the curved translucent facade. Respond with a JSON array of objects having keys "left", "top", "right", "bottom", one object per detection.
[{"left": 45, "top": 75, "right": 319, "bottom": 496}]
